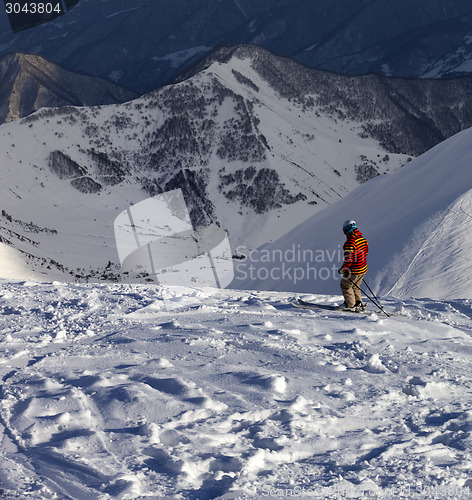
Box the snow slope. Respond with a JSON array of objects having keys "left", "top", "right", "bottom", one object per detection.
[
  {"left": 1, "top": 281, "right": 472, "bottom": 498},
  {"left": 234, "top": 127, "right": 472, "bottom": 300}
]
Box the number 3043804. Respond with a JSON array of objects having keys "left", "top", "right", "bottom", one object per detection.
[{"left": 5, "top": 3, "right": 63, "bottom": 15}]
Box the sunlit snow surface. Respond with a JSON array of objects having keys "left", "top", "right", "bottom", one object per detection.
[{"left": 1, "top": 281, "right": 472, "bottom": 498}]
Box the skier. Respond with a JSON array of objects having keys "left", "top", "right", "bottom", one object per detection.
[{"left": 338, "top": 220, "right": 368, "bottom": 312}]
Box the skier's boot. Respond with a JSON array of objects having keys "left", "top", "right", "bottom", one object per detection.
[
  {"left": 355, "top": 300, "right": 366, "bottom": 312},
  {"left": 340, "top": 302, "right": 357, "bottom": 312}
]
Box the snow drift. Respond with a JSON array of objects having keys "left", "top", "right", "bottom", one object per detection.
[{"left": 234, "top": 127, "right": 472, "bottom": 300}]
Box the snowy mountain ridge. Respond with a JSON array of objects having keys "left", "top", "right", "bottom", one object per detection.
[
  {"left": 0, "top": 52, "right": 136, "bottom": 125},
  {"left": 3, "top": 45, "right": 472, "bottom": 284},
  {"left": 2, "top": 0, "right": 472, "bottom": 92},
  {"left": 0, "top": 46, "right": 406, "bottom": 282}
]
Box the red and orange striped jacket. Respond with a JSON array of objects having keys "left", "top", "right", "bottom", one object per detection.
[{"left": 340, "top": 228, "right": 368, "bottom": 275}]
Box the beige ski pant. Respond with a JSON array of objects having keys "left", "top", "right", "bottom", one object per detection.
[{"left": 340, "top": 273, "right": 366, "bottom": 308}]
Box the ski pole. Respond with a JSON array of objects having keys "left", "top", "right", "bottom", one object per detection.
[
  {"left": 362, "top": 281, "right": 392, "bottom": 317},
  {"left": 363, "top": 279, "right": 382, "bottom": 307},
  {"left": 358, "top": 284, "right": 390, "bottom": 317},
  {"left": 348, "top": 278, "right": 391, "bottom": 317},
  {"left": 357, "top": 281, "right": 383, "bottom": 311}
]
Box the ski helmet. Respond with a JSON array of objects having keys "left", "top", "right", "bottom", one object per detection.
[{"left": 342, "top": 220, "right": 357, "bottom": 234}]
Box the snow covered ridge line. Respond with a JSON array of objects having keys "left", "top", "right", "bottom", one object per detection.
[
  {"left": 0, "top": 52, "right": 137, "bottom": 126},
  {"left": 3, "top": 1, "right": 472, "bottom": 92},
  {"left": 2, "top": 281, "right": 472, "bottom": 498}
]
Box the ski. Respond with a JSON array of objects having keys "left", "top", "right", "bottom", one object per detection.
[
  {"left": 292, "top": 299, "right": 337, "bottom": 311},
  {"left": 291, "top": 298, "right": 366, "bottom": 313}
]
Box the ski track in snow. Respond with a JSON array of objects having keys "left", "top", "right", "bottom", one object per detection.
[{"left": 0, "top": 281, "right": 472, "bottom": 498}]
